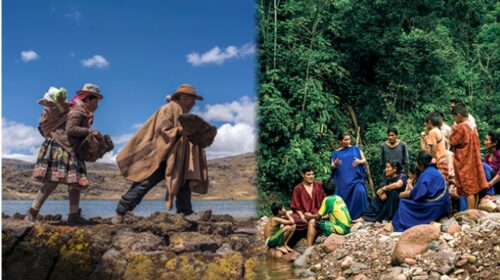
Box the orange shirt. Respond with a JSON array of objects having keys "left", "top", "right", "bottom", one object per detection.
[{"left": 427, "top": 127, "right": 447, "bottom": 165}]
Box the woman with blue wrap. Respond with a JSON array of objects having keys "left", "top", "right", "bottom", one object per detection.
[
  {"left": 392, "top": 151, "right": 451, "bottom": 232},
  {"left": 330, "top": 132, "right": 368, "bottom": 220}
]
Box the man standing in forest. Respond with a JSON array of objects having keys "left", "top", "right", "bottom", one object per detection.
[
  {"left": 450, "top": 103, "right": 488, "bottom": 209},
  {"left": 112, "top": 84, "right": 210, "bottom": 224},
  {"left": 381, "top": 127, "right": 409, "bottom": 171}
]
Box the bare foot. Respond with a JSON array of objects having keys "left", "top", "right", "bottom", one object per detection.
[
  {"left": 285, "top": 245, "right": 294, "bottom": 252},
  {"left": 353, "top": 217, "right": 364, "bottom": 223},
  {"left": 276, "top": 246, "right": 288, "bottom": 254}
]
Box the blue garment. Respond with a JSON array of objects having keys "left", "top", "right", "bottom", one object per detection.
[
  {"left": 459, "top": 162, "right": 495, "bottom": 211},
  {"left": 392, "top": 166, "right": 450, "bottom": 232},
  {"left": 331, "top": 146, "right": 368, "bottom": 220},
  {"left": 363, "top": 173, "right": 408, "bottom": 222}
]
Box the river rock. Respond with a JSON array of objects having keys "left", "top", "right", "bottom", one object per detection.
[
  {"left": 323, "top": 234, "right": 346, "bottom": 253},
  {"left": 294, "top": 246, "right": 314, "bottom": 267},
  {"left": 454, "top": 209, "right": 488, "bottom": 224},
  {"left": 391, "top": 224, "right": 440, "bottom": 265},
  {"left": 404, "top": 258, "right": 417, "bottom": 266},
  {"left": 350, "top": 262, "right": 368, "bottom": 274},
  {"left": 341, "top": 256, "right": 354, "bottom": 269},
  {"left": 433, "top": 250, "right": 458, "bottom": 274},
  {"left": 446, "top": 224, "right": 461, "bottom": 235}
]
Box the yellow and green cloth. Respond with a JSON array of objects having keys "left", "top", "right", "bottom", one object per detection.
[
  {"left": 265, "top": 227, "right": 285, "bottom": 248},
  {"left": 318, "top": 195, "right": 352, "bottom": 236}
]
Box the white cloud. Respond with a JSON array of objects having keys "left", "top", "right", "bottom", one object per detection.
[
  {"left": 81, "top": 55, "right": 109, "bottom": 68},
  {"left": 132, "top": 123, "right": 143, "bottom": 130},
  {"left": 65, "top": 10, "right": 83, "bottom": 23},
  {"left": 206, "top": 123, "right": 256, "bottom": 159},
  {"left": 187, "top": 43, "right": 255, "bottom": 66},
  {"left": 20, "top": 50, "right": 40, "bottom": 62},
  {"left": 2, "top": 118, "right": 44, "bottom": 159},
  {"left": 96, "top": 150, "right": 118, "bottom": 164},
  {"left": 192, "top": 96, "right": 255, "bottom": 126},
  {"left": 112, "top": 133, "right": 134, "bottom": 145}
]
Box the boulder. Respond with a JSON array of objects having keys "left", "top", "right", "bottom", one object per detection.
[
  {"left": 391, "top": 224, "right": 440, "bottom": 265},
  {"left": 323, "top": 234, "right": 346, "bottom": 253}
]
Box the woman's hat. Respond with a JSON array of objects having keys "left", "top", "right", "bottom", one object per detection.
[
  {"left": 76, "top": 83, "right": 103, "bottom": 100},
  {"left": 170, "top": 84, "right": 204, "bottom": 101}
]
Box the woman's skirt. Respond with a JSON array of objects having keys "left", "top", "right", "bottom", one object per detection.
[{"left": 32, "top": 138, "right": 89, "bottom": 187}]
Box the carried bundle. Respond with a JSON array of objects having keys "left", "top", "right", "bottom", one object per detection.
[
  {"left": 37, "top": 87, "right": 70, "bottom": 137},
  {"left": 178, "top": 113, "right": 217, "bottom": 148},
  {"left": 77, "top": 132, "right": 114, "bottom": 162}
]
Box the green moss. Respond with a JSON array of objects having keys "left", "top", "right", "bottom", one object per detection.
[
  {"left": 206, "top": 253, "right": 243, "bottom": 280},
  {"left": 243, "top": 257, "right": 260, "bottom": 280},
  {"left": 123, "top": 254, "right": 155, "bottom": 280}
]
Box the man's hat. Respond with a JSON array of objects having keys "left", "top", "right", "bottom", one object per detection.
[{"left": 170, "top": 84, "right": 204, "bottom": 101}]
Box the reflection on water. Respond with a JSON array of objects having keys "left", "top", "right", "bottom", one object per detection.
[{"left": 254, "top": 255, "right": 307, "bottom": 280}]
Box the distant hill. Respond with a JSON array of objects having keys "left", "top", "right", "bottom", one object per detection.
[{"left": 1, "top": 153, "right": 256, "bottom": 201}]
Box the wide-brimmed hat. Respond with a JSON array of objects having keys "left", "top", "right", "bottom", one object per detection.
[
  {"left": 76, "top": 83, "right": 103, "bottom": 100},
  {"left": 170, "top": 84, "right": 204, "bottom": 101}
]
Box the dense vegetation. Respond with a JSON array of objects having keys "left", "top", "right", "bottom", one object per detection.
[{"left": 257, "top": 0, "right": 499, "bottom": 215}]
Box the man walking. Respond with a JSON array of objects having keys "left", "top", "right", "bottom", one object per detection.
[{"left": 112, "top": 84, "right": 211, "bottom": 224}]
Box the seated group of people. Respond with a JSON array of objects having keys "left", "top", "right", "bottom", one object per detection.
[{"left": 264, "top": 100, "right": 499, "bottom": 252}]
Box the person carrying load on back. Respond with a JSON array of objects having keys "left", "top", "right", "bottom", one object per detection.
[
  {"left": 25, "top": 83, "right": 105, "bottom": 225},
  {"left": 112, "top": 83, "right": 216, "bottom": 224}
]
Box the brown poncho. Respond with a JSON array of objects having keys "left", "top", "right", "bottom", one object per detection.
[{"left": 116, "top": 101, "right": 209, "bottom": 208}]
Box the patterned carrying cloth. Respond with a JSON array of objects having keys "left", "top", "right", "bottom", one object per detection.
[{"left": 32, "top": 138, "right": 89, "bottom": 187}]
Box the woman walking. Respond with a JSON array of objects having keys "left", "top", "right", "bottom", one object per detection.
[{"left": 25, "top": 84, "right": 104, "bottom": 225}]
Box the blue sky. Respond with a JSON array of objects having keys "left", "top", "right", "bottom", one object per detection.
[{"left": 2, "top": 0, "right": 256, "bottom": 162}]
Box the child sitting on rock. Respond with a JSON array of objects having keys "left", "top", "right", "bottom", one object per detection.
[
  {"left": 264, "top": 203, "right": 296, "bottom": 254},
  {"left": 313, "top": 179, "right": 352, "bottom": 236}
]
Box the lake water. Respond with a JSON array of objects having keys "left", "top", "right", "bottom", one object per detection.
[{"left": 1, "top": 199, "right": 257, "bottom": 218}]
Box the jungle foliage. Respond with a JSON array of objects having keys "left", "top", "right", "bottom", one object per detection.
[{"left": 257, "top": 0, "right": 500, "bottom": 215}]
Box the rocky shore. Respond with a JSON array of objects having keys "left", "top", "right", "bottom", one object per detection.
[
  {"left": 259, "top": 199, "right": 500, "bottom": 280},
  {"left": 2, "top": 210, "right": 259, "bottom": 280}
]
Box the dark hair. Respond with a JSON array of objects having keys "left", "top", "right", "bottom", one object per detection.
[
  {"left": 424, "top": 112, "right": 442, "bottom": 127},
  {"left": 387, "top": 127, "right": 398, "bottom": 135},
  {"left": 416, "top": 151, "right": 434, "bottom": 170},
  {"left": 451, "top": 103, "right": 468, "bottom": 117},
  {"left": 271, "top": 203, "right": 283, "bottom": 216},
  {"left": 408, "top": 163, "right": 418, "bottom": 176},
  {"left": 386, "top": 160, "right": 402, "bottom": 174},
  {"left": 301, "top": 167, "right": 314, "bottom": 174},
  {"left": 323, "top": 178, "right": 337, "bottom": 196},
  {"left": 450, "top": 98, "right": 464, "bottom": 105},
  {"left": 487, "top": 130, "right": 500, "bottom": 149},
  {"left": 434, "top": 110, "right": 445, "bottom": 119},
  {"left": 338, "top": 131, "right": 350, "bottom": 141}
]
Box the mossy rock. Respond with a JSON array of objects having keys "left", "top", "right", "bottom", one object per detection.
[
  {"left": 134, "top": 213, "right": 192, "bottom": 236},
  {"left": 3, "top": 224, "right": 69, "bottom": 280},
  {"left": 51, "top": 228, "right": 113, "bottom": 279},
  {"left": 169, "top": 232, "right": 223, "bottom": 253}
]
